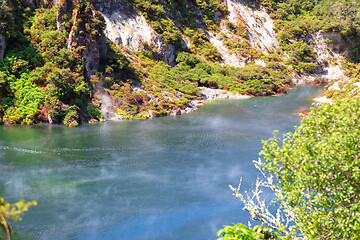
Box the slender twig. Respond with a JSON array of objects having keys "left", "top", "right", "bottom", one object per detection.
[{"left": 0, "top": 214, "right": 11, "bottom": 240}]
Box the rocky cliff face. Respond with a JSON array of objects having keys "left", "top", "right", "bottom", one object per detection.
[
  {"left": 66, "top": 1, "right": 107, "bottom": 78},
  {"left": 310, "top": 31, "right": 360, "bottom": 102},
  {"left": 227, "top": 0, "right": 279, "bottom": 53},
  {"left": 305, "top": 31, "right": 347, "bottom": 82},
  {"left": 89, "top": 0, "right": 351, "bottom": 117},
  {"left": 0, "top": 0, "right": 288, "bottom": 69},
  {"left": 206, "top": 0, "right": 279, "bottom": 67},
  {"left": 94, "top": 0, "right": 176, "bottom": 66},
  {"left": 92, "top": 0, "right": 280, "bottom": 68}
]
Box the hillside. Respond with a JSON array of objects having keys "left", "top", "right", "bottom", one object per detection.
[{"left": 0, "top": 0, "right": 359, "bottom": 126}]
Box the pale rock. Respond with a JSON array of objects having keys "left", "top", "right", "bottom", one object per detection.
[
  {"left": 307, "top": 31, "right": 345, "bottom": 79},
  {"left": 314, "top": 96, "right": 332, "bottom": 104},
  {"left": 67, "top": 5, "right": 107, "bottom": 78},
  {"left": 254, "top": 58, "right": 266, "bottom": 66},
  {"left": 96, "top": 1, "right": 176, "bottom": 66},
  {"left": 227, "top": 0, "right": 279, "bottom": 53},
  {"left": 56, "top": 0, "right": 67, "bottom": 31},
  {"left": 200, "top": 87, "right": 251, "bottom": 100},
  {"left": 207, "top": 0, "right": 279, "bottom": 67},
  {"left": 208, "top": 32, "right": 245, "bottom": 68},
  {"left": 296, "top": 31, "right": 349, "bottom": 86}
]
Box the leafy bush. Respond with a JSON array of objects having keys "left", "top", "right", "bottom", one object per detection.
[
  {"left": 0, "top": 197, "right": 37, "bottom": 240},
  {"left": 185, "top": 28, "right": 222, "bottom": 62},
  {"left": 285, "top": 41, "right": 317, "bottom": 73},
  {"left": 63, "top": 105, "right": 80, "bottom": 127},
  {"left": 258, "top": 97, "right": 360, "bottom": 239},
  {"left": 217, "top": 224, "right": 278, "bottom": 240},
  {"left": 173, "top": 52, "right": 291, "bottom": 96},
  {"left": 87, "top": 104, "right": 104, "bottom": 120},
  {"left": 0, "top": 2, "right": 93, "bottom": 125},
  {"left": 128, "top": 0, "right": 181, "bottom": 46}
]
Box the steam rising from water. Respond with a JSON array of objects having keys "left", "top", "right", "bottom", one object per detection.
[{"left": 0, "top": 85, "right": 324, "bottom": 240}]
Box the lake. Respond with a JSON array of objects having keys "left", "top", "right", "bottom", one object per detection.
[{"left": 0, "top": 85, "right": 323, "bottom": 240}]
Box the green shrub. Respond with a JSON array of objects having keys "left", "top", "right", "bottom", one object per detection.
[
  {"left": 286, "top": 41, "right": 317, "bottom": 73},
  {"left": 260, "top": 97, "right": 360, "bottom": 239},
  {"left": 116, "top": 108, "right": 134, "bottom": 120},
  {"left": 217, "top": 224, "right": 278, "bottom": 240},
  {"left": 0, "top": 197, "right": 37, "bottom": 240},
  {"left": 87, "top": 104, "right": 104, "bottom": 120},
  {"left": 63, "top": 105, "right": 79, "bottom": 127}
]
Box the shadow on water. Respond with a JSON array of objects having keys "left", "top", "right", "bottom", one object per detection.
[{"left": 0, "top": 85, "right": 324, "bottom": 240}]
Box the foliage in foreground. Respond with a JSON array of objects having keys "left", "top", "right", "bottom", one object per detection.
[
  {"left": 227, "top": 97, "right": 360, "bottom": 239},
  {"left": 217, "top": 223, "right": 278, "bottom": 240},
  {"left": 0, "top": 197, "right": 37, "bottom": 240},
  {"left": 261, "top": 97, "right": 360, "bottom": 239}
]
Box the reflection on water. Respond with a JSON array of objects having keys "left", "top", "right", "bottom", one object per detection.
[{"left": 0, "top": 85, "right": 323, "bottom": 240}]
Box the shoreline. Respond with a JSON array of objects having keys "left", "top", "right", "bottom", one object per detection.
[
  {"left": 1, "top": 84, "right": 323, "bottom": 126},
  {"left": 179, "top": 87, "right": 252, "bottom": 115}
]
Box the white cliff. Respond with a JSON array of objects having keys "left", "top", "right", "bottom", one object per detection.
[
  {"left": 227, "top": 0, "right": 279, "bottom": 53},
  {"left": 207, "top": 0, "right": 280, "bottom": 67},
  {"left": 95, "top": 1, "right": 176, "bottom": 66},
  {"left": 208, "top": 32, "right": 245, "bottom": 68},
  {"left": 307, "top": 31, "right": 347, "bottom": 81}
]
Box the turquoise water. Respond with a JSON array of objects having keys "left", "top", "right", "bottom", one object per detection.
[{"left": 0, "top": 85, "right": 323, "bottom": 239}]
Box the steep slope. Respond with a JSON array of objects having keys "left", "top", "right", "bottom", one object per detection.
[
  {"left": 0, "top": 0, "right": 358, "bottom": 126},
  {"left": 257, "top": 0, "right": 360, "bottom": 100},
  {"left": 96, "top": 0, "right": 176, "bottom": 66},
  {"left": 95, "top": 0, "right": 281, "bottom": 67},
  {"left": 227, "top": 0, "right": 279, "bottom": 53}
]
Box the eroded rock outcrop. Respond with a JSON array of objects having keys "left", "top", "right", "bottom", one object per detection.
[
  {"left": 307, "top": 31, "right": 347, "bottom": 81},
  {"left": 67, "top": 2, "right": 107, "bottom": 78},
  {"left": 208, "top": 31, "right": 245, "bottom": 68},
  {"left": 207, "top": 0, "right": 280, "bottom": 67},
  {"left": 94, "top": 0, "right": 176, "bottom": 66},
  {"left": 227, "top": 0, "right": 279, "bottom": 53},
  {"left": 56, "top": 0, "right": 68, "bottom": 30},
  {"left": 292, "top": 31, "right": 351, "bottom": 85}
]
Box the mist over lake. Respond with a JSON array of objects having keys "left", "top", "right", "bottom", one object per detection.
[{"left": 0, "top": 85, "right": 323, "bottom": 240}]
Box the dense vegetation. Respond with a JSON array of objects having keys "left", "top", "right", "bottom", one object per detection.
[
  {"left": 220, "top": 94, "right": 360, "bottom": 239},
  {"left": 0, "top": 1, "right": 92, "bottom": 126},
  {"left": 261, "top": 0, "right": 360, "bottom": 66},
  {"left": 258, "top": 97, "right": 360, "bottom": 239},
  {"left": 217, "top": 223, "right": 278, "bottom": 240},
  {"left": 0, "top": 0, "right": 294, "bottom": 125},
  {"left": 217, "top": 0, "right": 360, "bottom": 239}
]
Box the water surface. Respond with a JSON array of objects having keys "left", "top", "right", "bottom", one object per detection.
[{"left": 0, "top": 85, "right": 323, "bottom": 239}]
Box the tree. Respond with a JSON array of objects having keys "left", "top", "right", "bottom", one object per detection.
[
  {"left": 228, "top": 97, "right": 360, "bottom": 239},
  {"left": 217, "top": 223, "right": 278, "bottom": 240},
  {"left": 0, "top": 197, "right": 37, "bottom": 240}
]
